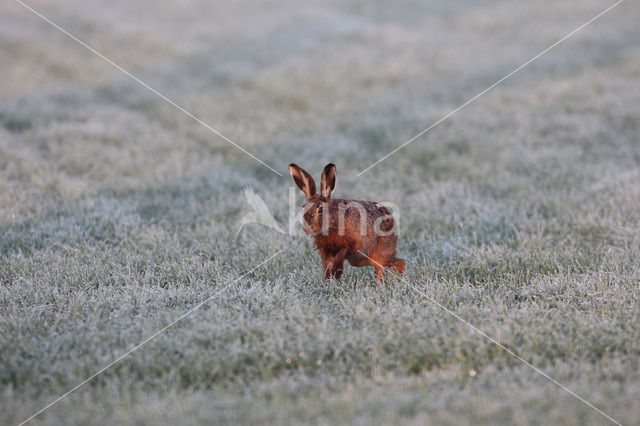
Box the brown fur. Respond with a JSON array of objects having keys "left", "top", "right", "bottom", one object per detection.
[{"left": 289, "top": 163, "right": 406, "bottom": 281}]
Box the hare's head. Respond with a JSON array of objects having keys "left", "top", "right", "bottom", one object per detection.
[{"left": 289, "top": 163, "right": 336, "bottom": 236}]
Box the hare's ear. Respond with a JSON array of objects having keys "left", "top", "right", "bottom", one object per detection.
[
  {"left": 289, "top": 163, "right": 316, "bottom": 200},
  {"left": 321, "top": 163, "right": 336, "bottom": 199}
]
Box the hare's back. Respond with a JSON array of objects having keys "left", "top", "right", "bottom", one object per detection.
[
  {"left": 335, "top": 199, "right": 392, "bottom": 217},
  {"left": 332, "top": 198, "right": 394, "bottom": 230}
]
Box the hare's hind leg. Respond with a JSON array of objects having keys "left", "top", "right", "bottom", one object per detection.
[
  {"left": 371, "top": 235, "right": 404, "bottom": 279},
  {"left": 377, "top": 257, "right": 405, "bottom": 280},
  {"left": 374, "top": 265, "right": 385, "bottom": 281},
  {"left": 390, "top": 258, "right": 406, "bottom": 275}
]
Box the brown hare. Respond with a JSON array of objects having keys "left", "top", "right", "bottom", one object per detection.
[{"left": 289, "top": 163, "right": 406, "bottom": 281}]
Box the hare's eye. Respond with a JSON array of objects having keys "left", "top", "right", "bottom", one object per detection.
[{"left": 317, "top": 206, "right": 323, "bottom": 214}]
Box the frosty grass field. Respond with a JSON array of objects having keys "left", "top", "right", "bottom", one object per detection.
[{"left": 1, "top": 0, "right": 640, "bottom": 424}]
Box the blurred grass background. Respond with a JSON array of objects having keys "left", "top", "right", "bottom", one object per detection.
[{"left": 1, "top": 0, "right": 639, "bottom": 424}]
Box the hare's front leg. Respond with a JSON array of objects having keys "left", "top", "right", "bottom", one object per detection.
[
  {"left": 329, "top": 248, "right": 348, "bottom": 279},
  {"left": 323, "top": 248, "right": 348, "bottom": 280}
]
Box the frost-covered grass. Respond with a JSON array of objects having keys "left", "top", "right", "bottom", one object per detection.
[{"left": 1, "top": 0, "right": 640, "bottom": 424}]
